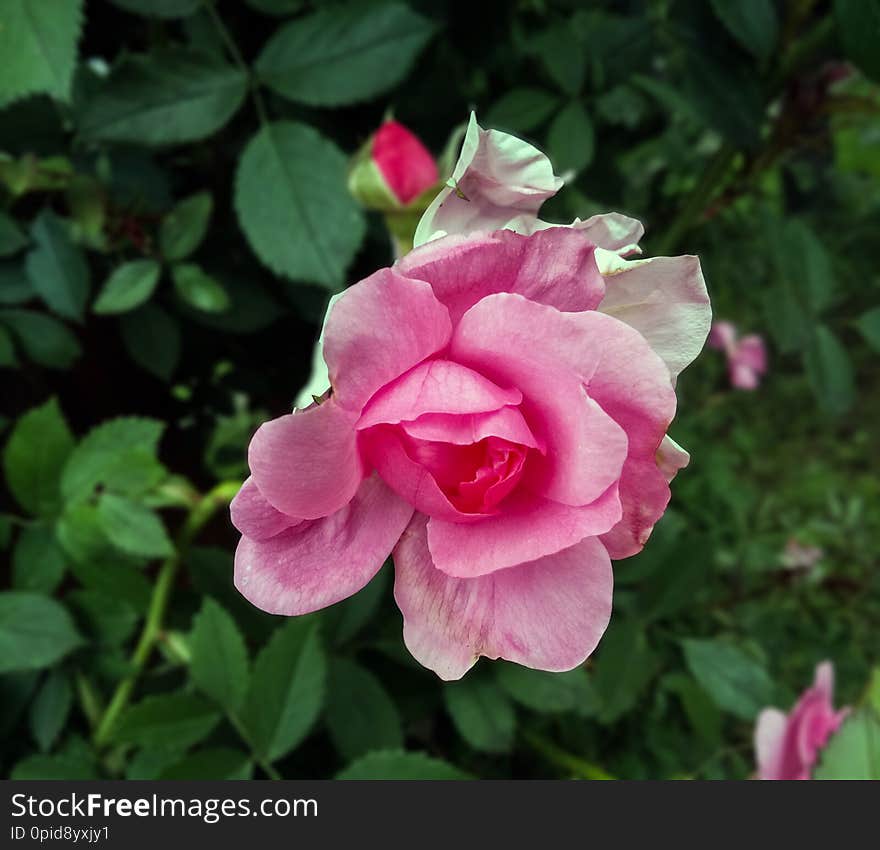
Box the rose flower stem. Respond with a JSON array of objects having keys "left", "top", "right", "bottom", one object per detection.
[
  {"left": 521, "top": 730, "right": 616, "bottom": 781},
  {"left": 92, "top": 480, "right": 241, "bottom": 749}
]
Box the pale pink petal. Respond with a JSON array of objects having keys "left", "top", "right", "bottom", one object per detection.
[
  {"left": 656, "top": 435, "right": 690, "bottom": 482},
  {"left": 755, "top": 708, "right": 788, "bottom": 780},
  {"left": 230, "top": 477, "right": 301, "bottom": 542},
  {"left": 356, "top": 359, "right": 521, "bottom": 431},
  {"left": 708, "top": 320, "right": 737, "bottom": 352},
  {"left": 359, "top": 426, "right": 488, "bottom": 523},
  {"left": 398, "top": 227, "right": 604, "bottom": 324},
  {"left": 323, "top": 267, "right": 453, "bottom": 412},
  {"left": 427, "top": 484, "right": 621, "bottom": 577},
  {"left": 393, "top": 515, "right": 613, "bottom": 680},
  {"left": 234, "top": 475, "right": 412, "bottom": 616},
  {"left": 733, "top": 335, "right": 767, "bottom": 373},
  {"left": 813, "top": 661, "right": 835, "bottom": 700},
  {"left": 402, "top": 406, "right": 542, "bottom": 450},
  {"left": 729, "top": 362, "right": 760, "bottom": 390},
  {"left": 572, "top": 212, "right": 644, "bottom": 253},
  {"left": 248, "top": 399, "right": 363, "bottom": 521},
  {"left": 596, "top": 251, "right": 711, "bottom": 381},
  {"left": 414, "top": 113, "right": 562, "bottom": 246}
]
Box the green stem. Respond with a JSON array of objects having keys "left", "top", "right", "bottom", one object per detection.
[
  {"left": 521, "top": 730, "right": 616, "bottom": 780},
  {"left": 225, "top": 711, "right": 282, "bottom": 780},
  {"left": 93, "top": 481, "right": 240, "bottom": 748},
  {"left": 203, "top": 0, "right": 269, "bottom": 125}
]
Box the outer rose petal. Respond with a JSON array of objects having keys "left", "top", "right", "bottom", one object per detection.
[
  {"left": 656, "top": 435, "right": 690, "bottom": 482},
  {"left": 427, "top": 484, "right": 622, "bottom": 577},
  {"left": 398, "top": 228, "right": 604, "bottom": 324},
  {"left": 356, "top": 359, "right": 522, "bottom": 430},
  {"left": 248, "top": 399, "right": 363, "bottom": 521},
  {"left": 323, "top": 267, "right": 453, "bottom": 412},
  {"left": 596, "top": 249, "right": 711, "bottom": 381},
  {"left": 230, "top": 477, "right": 300, "bottom": 542},
  {"left": 235, "top": 475, "right": 413, "bottom": 616},
  {"left": 393, "top": 515, "right": 613, "bottom": 680},
  {"left": 530, "top": 212, "right": 643, "bottom": 255},
  {"left": 414, "top": 113, "right": 562, "bottom": 246}
]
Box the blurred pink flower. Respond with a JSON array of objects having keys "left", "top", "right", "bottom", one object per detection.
[
  {"left": 708, "top": 320, "right": 767, "bottom": 390},
  {"left": 231, "top": 115, "right": 711, "bottom": 680},
  {"left": 780, "top": 538, "right": 824, "bottom": 572},
  {"left": 754, "top": 661, "right": 849, "bottom": 780}
]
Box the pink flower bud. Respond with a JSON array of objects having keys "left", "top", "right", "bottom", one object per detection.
[{"left": 372, "top": 120, "right": 439, "bottom": 205}]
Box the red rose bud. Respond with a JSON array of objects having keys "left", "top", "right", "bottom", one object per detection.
[{"left": 348, "top": 120, "right": 439, "bottom": 212}]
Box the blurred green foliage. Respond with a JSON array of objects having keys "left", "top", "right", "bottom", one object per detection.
[{"left": 1, "top": 0, "right": 879, "bottom": 780}]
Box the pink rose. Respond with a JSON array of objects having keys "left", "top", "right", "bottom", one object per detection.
[
  {"left": 754, "top": 662, "right": 849, "bottom": 780},
  {"left": 708, "top": 319, "right": 767, "bottom": 390},
  {"left": 232, "top": 116, "right": 711, "bottom": 680}
]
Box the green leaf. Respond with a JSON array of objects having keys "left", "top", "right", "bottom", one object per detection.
[
  {"left": 11, "top": 736, "right": 97, "bottom": 779},
  {"left": 778, "top": 220, "right": 836, "bottom": 315},
  {"left": 12, "top": 524, "right": 67, "bottom": 594},
  {"left": 804, "top": 325, "right": 855, "bottom": 416},
  {"left": 25, "top": 211, "right": 90, "bottom": 322},
  {"left": 93, "top": 259, "right": 161, "bottom": 315},
  {"left": 0, "top": 592, "right": 83, "bottom": 674},
  {"left": 0, "top": 0, "right": 83, "bottom": 107},
  {"left": 246, "top": 0, "right": 304, "bottom": 15},
  {"left": 326, "top": 658, "right": 402, "bottom": 761},
  {"left": 70, "top": 590, "right": 138, "bottom": 646},
  {"left": 0, "top": 261, "right": 34, "bottom": 304},
  {"left": 0, "top": 211, "right": 28, "bottom": 256},
  {"left": 172, "top": 262, "right": 230, "bottom": 313},
  {"left": 547, "top": 101, "right": 595, "bottom": 174},
  {"left": 0, "top": 325, "right": 16, "bottom": 366},
  {"left": 160, "top": 192, "right": 212, "bottom": 261},
  {"left": 639, "top": 536, "right": 710, "bottom": 622},
  {"left": 664, "top": 673, "right": 722, "bottom": 747},
  {"left": 120, "top": 303, "right": 181, "bottom": 380},
  {"left": 190, "top": 598, "right": 250, "bottom": 714},
  {"left": 255, "top": 3, "right": 437, "bottom": 107},
  {"left": 682, "top": 638, "right": 775, "bottom": 720},
  {"left": 62, "top": 417, "right": 164, "bottom": 504},
  {"left": 242, "top": 618, "right": 326, "bottom": 762},
  {"left": 834, "top": 0, "right": 880, "bottom": 83},
  {"left": 29, "top": 668, "right": 73, "bottom": 752},
  {"left": 496, "top": 664, "right": 596, "bottom": 715},
  {"left": 533, "top": 25, "right": 585, "bottom": 95},
  {"left": 486, "top": 88, "right": 560, "bottom": 134},
  {"left": 710, "top": 0, "right": 778, "bottom": 61},
  {"left": 159, "top": 748, "right": 253, "bottom": 780},
  {"left": 855, "top": 306, "right": 880, "bottom": 353},
  {"left": 113, "top": 693, "right": 221, "bottom": 749},
  {"left": 96, "top": 493, "right": 174, "bottom": 559},
  {"left": 592, "top": 622, "right": 660, "bottom": 723},
  {"left": 78, "top": 48, "right": 247, "bottom": 145},
  {"left": 814, "top": 709, "right": 880, "bottom": 779},
  {"left": 0, "top": 309, "right": 81, "bottom": 369},
  {"left": 109, "top": 0, "right": 200, "bottom": 18},
  {"left": 322, "top": 564, "right": 389, "bottom": 646},
  {"left": 235, "top": 121, "right": 365, "bottom": 288},
  {"left": 125, "top": 748, "right": 184, "bottom": 780},
  {"left": 337, "top": 750, "right": 469, "bottom": 780},
  {"left": 443, "top": 674, "right": 515, "bottom": 753},
  {"left": 3, "top": 397, "right": 74, "bottom": 516}
]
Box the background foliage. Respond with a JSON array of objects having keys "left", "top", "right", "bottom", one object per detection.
[{"left": 1, "top": 0, "right": 879, "bottom": 780}]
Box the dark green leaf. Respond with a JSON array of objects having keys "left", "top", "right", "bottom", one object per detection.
[
  {"left": 25, "top": 211, "right": 90, "bottom": 322},
  {"left": 235, "top": 121, "right": 365, "bottom": 288},
  {"left": 159, "top": 748, "right": 253, "bottom": 779},
  {"left": 0, "top": 0, "right": 83, "bottom": 106},
  {"left": 119, "top": 303, "right": 181, "bottom": 380},
  {"left": 486, "top": 88, "right": 560, "bottom": 134},
  {"left": 0, "top": 211, "right": 28, "bottom": 256},
  {"left": 855, "top": 306, "right": 880, "bottom": 352},
  {"left": 0, "top": 592, "right": 83, "bottom": 674},
  {"left": 3, "top": 397, "right": 74, "bottom": 516},
  {"left": 0, "top": 261, "right": 34, "bottom": 303},
  {"left": 96, "top": 492, "right": 174, "bottom": 559},
  {"left": 109, "top": 0, "right": 200, "bottom": 18},
  {"left": 11, "top": 737, "right": 97, "bottom": 779},
  {"left": 593, "top": 622, "right": 660, "bottom": 723},
  {"left": 256, "top": 3, "right": 437, "bottom": 107},
  {"left": 160, "top": 192, "right": 212, "bottom": 261},
  {"left": 710, "top": 0, "right": 778, "bottom": 61},
  {"left": 322, "top": 563, "right": 389, "bottom": 646},
  {"left": 496, "top": 664, "right": 596, "bottom": 715},
  {"left": 12, "top": 524, "right": 67, "bottom": 594},
  {"left": 190, "top": 598, "right": 250, "bottom": 713},
  {"left": 533, "top": 25, "right": 585, "bottom": 95},
  {"left": 0, "top": 309, "right": 81, "bottom": 368},
  {"left": 78, "top": 48, "right": 247, "bottom": 145},
  {"left": 547, "top": 101, "right": 594, "bottom": 174},
  {"left": 337, "top": 750, "right": 469, "bottom": 780},
  {"left": 172, "top": 262, "right": 230, "bottom": 313},
  {"left": 804, "top": 325, "right": 855, "bottom": 416},
  {"left": 682, "top": 638, "right": 775, "bottom": 720},
  {"left": 326, "top": 658, "right": 402, "bottom": 760},
  {"left": 246, "top": 0, "right": 304, "bottom": 15},
  {"left": 93, "top": 259, "right": 161, "bottom": 315},
  {"left": 242, "top": 618, "right": 326, "bottom": 762},
  {"left": 835, "top": 0, "right": 880, "bottom": 82},
  {"left": 29, "top": 669, "right": 72, "bottom": 752},
  {"left": 113, "top": 693, "right": 221, "bottom": 749},
  {"left": 444, "top": 674, "right": 515, "bottom": 753}
]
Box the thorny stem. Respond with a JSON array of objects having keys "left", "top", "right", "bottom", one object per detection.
[{"left": 92, "top": 481, "right": 240, "bottom": 749}]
